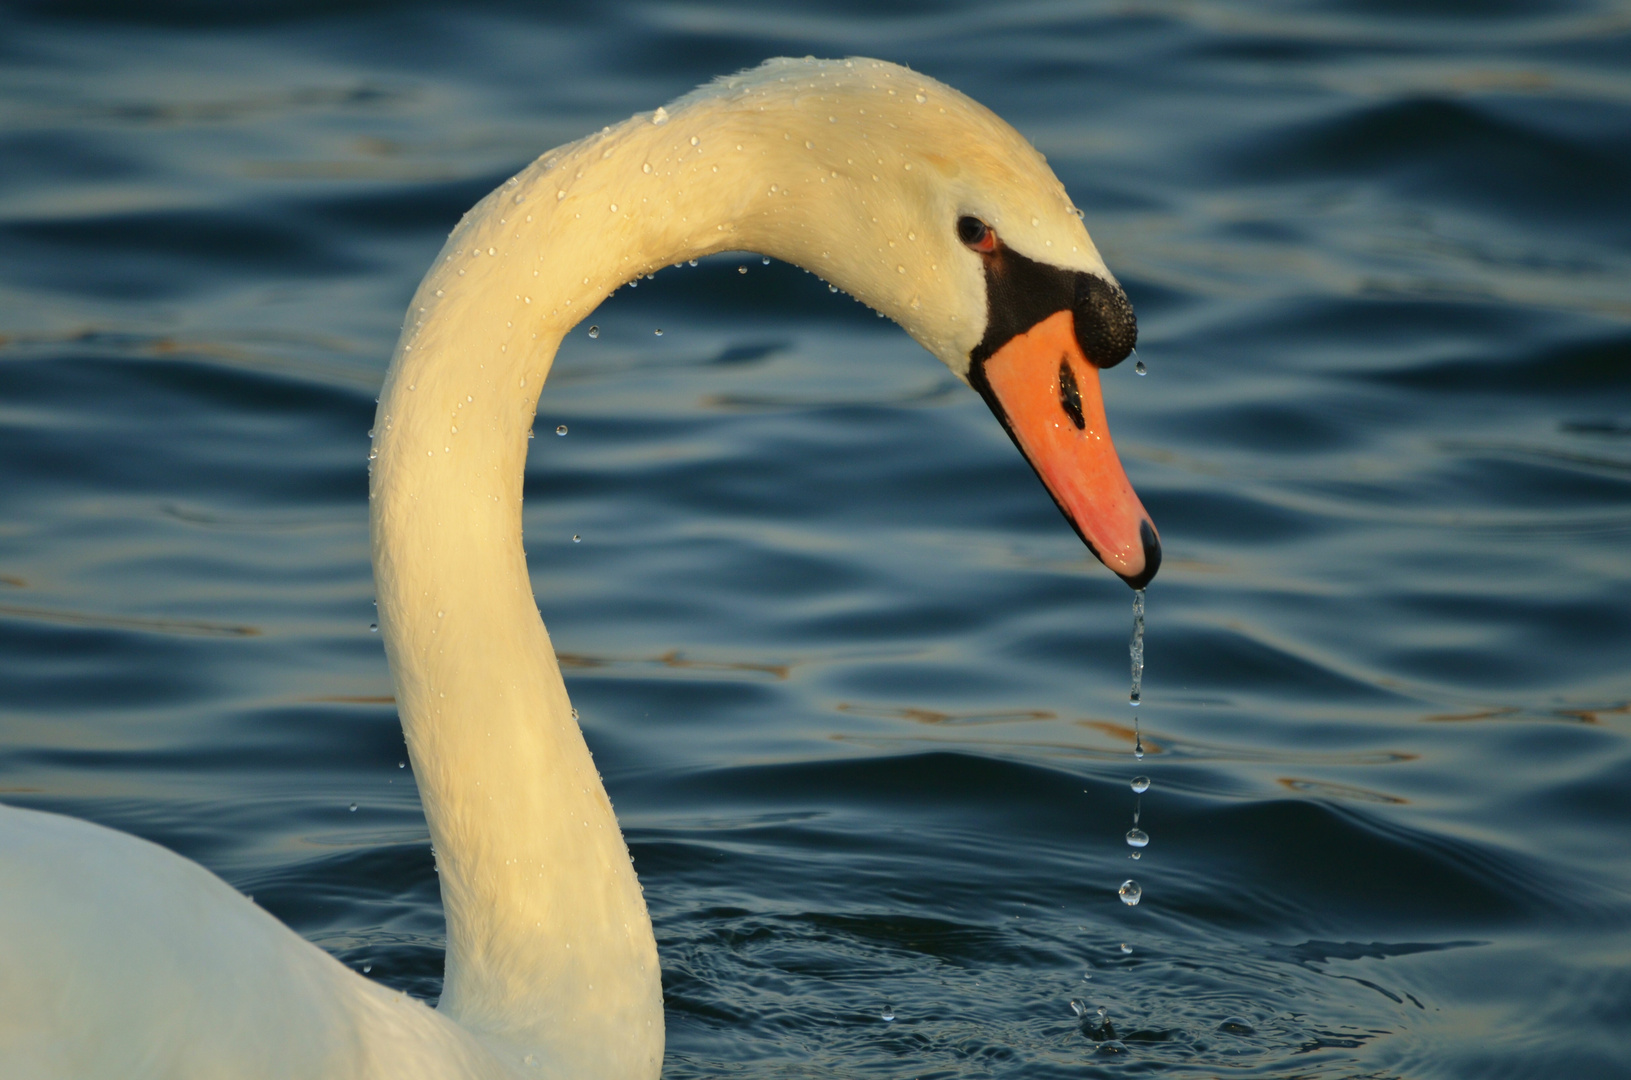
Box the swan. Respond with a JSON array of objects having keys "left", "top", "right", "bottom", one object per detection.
[{"left": 0, "top": 57, "right": 1158, "bottom": 1079}]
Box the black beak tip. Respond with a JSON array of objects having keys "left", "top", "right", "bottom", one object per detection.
[{"left": 1118, "top": 519, "right": 1161, "bottom": 590}]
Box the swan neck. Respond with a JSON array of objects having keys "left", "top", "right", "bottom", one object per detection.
[{"left": 369, "top": 73, "right": 983, "bottom": 1076}]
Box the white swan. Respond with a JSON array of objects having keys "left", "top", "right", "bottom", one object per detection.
[{"left": 0, "top": 57, "right": 1158, "bottom": 1079}]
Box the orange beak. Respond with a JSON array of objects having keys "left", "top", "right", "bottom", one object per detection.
[{"left": 979, "top": 309, "right": 1160, "bottom": 587}]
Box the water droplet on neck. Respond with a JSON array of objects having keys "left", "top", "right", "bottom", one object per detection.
[
  {"left": 571, "top": 708, "right": 579, "bottom": 720},
  {"left": 556, "top": 425, "right": 568, "bottom": 436},
  {"left": 1130, "top": 776, "right": 1150, "bottom": 793},
  {"left": 1125, "top": 828, "right": 1149, "bottom": 849},
  {"left": 587, "top": 325, "right": 600, "bottom": 338},
  {"left": 1118, "top": 879, "right": 1142, "bottom": 906}
]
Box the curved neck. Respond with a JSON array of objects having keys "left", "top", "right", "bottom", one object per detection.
[{"left": 368, "top": 95, "right": 881, "bottom": 1078}]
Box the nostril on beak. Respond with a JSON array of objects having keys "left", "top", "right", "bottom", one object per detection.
[{"left": 1119, "top": 519, "right": 1162, "bottom": 590}]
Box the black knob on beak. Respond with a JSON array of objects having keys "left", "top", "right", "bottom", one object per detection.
[{"left": 1073, "top": 274, "right": 1137, "bottom": 369}]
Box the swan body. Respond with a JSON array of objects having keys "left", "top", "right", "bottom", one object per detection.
[{"left": 0, "top": 57, "right": 1157, "bottom": 1079}]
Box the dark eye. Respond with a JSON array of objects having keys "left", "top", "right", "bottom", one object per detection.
[{"left": 957, "top": 215, "right": 996, "bottom": 253}]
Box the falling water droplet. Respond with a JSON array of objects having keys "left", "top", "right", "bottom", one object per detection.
[
  {"left": 1129, "top": 589, "right": 1145, "bottom": 707},
  {"left": 1120, "top": 942, "right": 1133, "bottom": 954},
  {"left": 1135, "top": 359, "right": 1147, "bottom": 375},
  {"left": 881, "top": 1005, "right": 895, "bottom": 1022},
  {"left": 1125, "top": 828, "right": 1149, "bottom": 849},
  {"left": 654, "top": 328, "right": 663, "bottom": 336},
  {"left": 362, "top": 963, "right": 372, "bottom": 973},
  {"left": 369, "top": 623, "right": 378, "bottom": 632},
  {"left": 587, "top": 325, "right": 600, "bottom": 338},
  {"left": 1118, "top": 879, "right": 1142, "bottom": 906},
  {"left": 738, "top": 265, "right": 747, "bottom": 274},
  {"left": 1130, "top": 851, "right": 1141, "bottom": 859},
  {"left": 1131, "top": 776, "right": 1150, "bottom": 793},
  {"left": 398, "top": 762, "right": 405, "bottom": 769},
  {"left": 1070, "top": 999, "right": 1086, "bottom": 1017},
  {"left": 348, "top": 803, "right": 359, "bottom": 813},
  {"left": 762, "top": 256, "right": 770, "bottom": 265},
  {"left": 572, "top": 534, "right": 581, "bottom": 543},
  {"left": 556, "top": 425, "right": 568, "bottom": 436}
]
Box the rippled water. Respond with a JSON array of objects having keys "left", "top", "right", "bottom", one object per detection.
[{"left": 2, "top": 2, "right": 1629, "bottom": 1076}]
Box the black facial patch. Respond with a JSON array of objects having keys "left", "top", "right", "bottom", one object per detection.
[
  {"left": 1058, "top": 359, "right": 1086, "bottom": 429},
  {"left": 967, "top": 241, "right": 1137, "bottom": 371}
]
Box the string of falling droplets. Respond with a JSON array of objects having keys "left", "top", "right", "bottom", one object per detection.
[{"left": 1118, "top": 590, "right": 1146, "bottom": 924}]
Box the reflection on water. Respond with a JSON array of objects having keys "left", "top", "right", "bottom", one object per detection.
[{"left": 0, "top": 1, "right": 1628, "bottom": 1077}]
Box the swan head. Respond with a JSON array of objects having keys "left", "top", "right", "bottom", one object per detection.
[{"left": 670, "top": 58, "right": 1159, "bottom": 586}]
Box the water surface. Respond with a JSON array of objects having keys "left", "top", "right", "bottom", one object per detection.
[{"left": 1, "top": 2, "right": 1628, "bottom": 1076}]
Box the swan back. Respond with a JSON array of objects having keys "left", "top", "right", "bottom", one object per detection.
[{"left": 0, "top": 805, "right": 510, "bottom": 1079}]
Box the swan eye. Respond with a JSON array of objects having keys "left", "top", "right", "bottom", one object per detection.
[{"left": 957, "top": 216, "right": 996, "bottom": 253}]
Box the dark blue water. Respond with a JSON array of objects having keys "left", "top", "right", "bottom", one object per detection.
[{"left": 2, "top": 2, "right": 1629, "bottom": 1076}]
